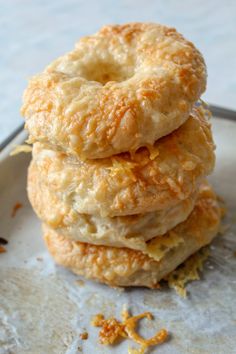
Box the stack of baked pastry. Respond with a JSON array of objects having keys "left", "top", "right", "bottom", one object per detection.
[{"left": 22, "top": 23, "right": 222, "bottom": 288}]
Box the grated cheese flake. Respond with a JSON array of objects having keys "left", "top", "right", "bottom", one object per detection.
[
  {"left": 165, "top": 247, "right": 210, "bottom": 297},
  {"left": 108, "top": 157, "right": 137, "bottom": 181},
  {"left": 146, "top": 144, "right": 159, "bottom": 160},
  {"left": 10, "top": 144, "right": 32, "bottom": 156},
  {"left": 91, "top": 310, "right": 168, "bottom": 353},
  {"left": 146, "top": 231, "right": 184, "bottom": 261}
]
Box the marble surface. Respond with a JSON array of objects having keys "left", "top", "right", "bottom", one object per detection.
[{"left": 1, "top": 0, "right": 236, "bottom": 142}]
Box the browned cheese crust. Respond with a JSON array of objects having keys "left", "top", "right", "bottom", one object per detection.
[{"left": 22, "top": 23, "right": 206, "bottom": 159}]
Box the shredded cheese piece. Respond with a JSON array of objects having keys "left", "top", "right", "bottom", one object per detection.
[
  {"left": 165, "top": 247, "right": 209, "bottom": 297},
  {"left": 11, "top": 202, "right": 23, "bottom": 218},
  {"left": 10, "top": 144, "right": 32, "bottom": 156},
  {"left": 0, "top": 245, "right": 6, "bottom": 253},
  {"left": 108, "top": 157, "right": 137, "bottom": 181},
  {"left": 128, "top": 346, "right": 144, "bottom": 354},
  {"left": 146, "top": 231, "right": 184, "bottom": 261},
  {"left": 91, "top": 314, "right": 126, "bottom": 344},
  {"left": 217, "top": 195, "right": 227, "bottom": 218},
  {"left": 91, "top": 310, "right": 168, "bottom": 353},
  {"left": 79, "top": 332, "right": 88, "bottom": 340},
  {"left": 146, "top": 144, "right": 159, "bottom": 160}
]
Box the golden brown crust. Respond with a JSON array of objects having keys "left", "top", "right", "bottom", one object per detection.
[
  {"left": 22, "top": 23, "right": 206, "bottom": 159},
  {"left": 30, "top": 106, "right": 215, "bottom": 216},
  {"left": 43, "top": 183, "right": 221, "bottom": 288}
]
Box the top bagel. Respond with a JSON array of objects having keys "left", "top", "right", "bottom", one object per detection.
[{"left": 22, "top": 23, "right": 206, "bottom": 159}]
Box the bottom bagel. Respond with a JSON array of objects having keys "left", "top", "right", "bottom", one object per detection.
[{"left": 43, "top": 183, "right": 221, "bottom": 288}]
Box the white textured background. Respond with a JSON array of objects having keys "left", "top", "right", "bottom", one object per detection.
[{"left": 1, "top": 0, "right": 236, "bottom": 142}]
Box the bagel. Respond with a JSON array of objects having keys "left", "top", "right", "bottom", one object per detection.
[
  {"left": 22, "top": 23, "right": 206, "bottom": 159},
  {"left": 28, "top": 157, "right": 198, "bottom": 249},
  {"left": 43, "top": 183, "right": 221, "bottom": 288},
  {"left": 30, "top": 106, "right": 215, "bottom": 217}
]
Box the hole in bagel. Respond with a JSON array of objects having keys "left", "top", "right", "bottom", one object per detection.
[{"left": 80, "top": 59, "right": 134, "bottom": 84}]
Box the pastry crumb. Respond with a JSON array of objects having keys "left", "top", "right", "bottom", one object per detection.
[
  {"left": 10, "top": 144, "right": 32, "bottom": 156},
  {"left": 80, "top": 332, "right": 88, "bottom": 340},
  {"left": 111, "top": 285, "right": 125, "bottom": 292},
  {"left": 128, "top": 346, "right": 146, "bottom": 354},
  {"left": 165, "top": 247, "right": 209, "bottom": 297},
  {"left": 0, "top": 245, "right": 6, "bottom": 253},
  {"left": 11, "top": 202, "right": 23, "bottom": 217},
  {"left": 91, "top": 310, "right": 168, "bottom": 352}
]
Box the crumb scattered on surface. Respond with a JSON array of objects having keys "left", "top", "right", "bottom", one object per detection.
[
  {"left": 0, "top": 237, "right": 8, "bottom": 245},
  {"left": 0, "top": 245, "right": 6, "bottom": 253},
  {"left": 91, "top": 310, "right": 168, "bottom": 353},
  {"left": 11, "top": 202, "right": 23, "bottom": 217},
  {"left": 76, "top": 279, "right": 85, "bottom": 287},
  {"left": 128, "top": 346, "right": 146, "bottom": 354},
  {"left": 80, "top": 332, "right": 88, "bottom": 340},
  {"left": 36, "top": 257, "right": 43, "bottom": 262},
  {"left": 165, "top": 247, "right": 209, "bottom": 297}
]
